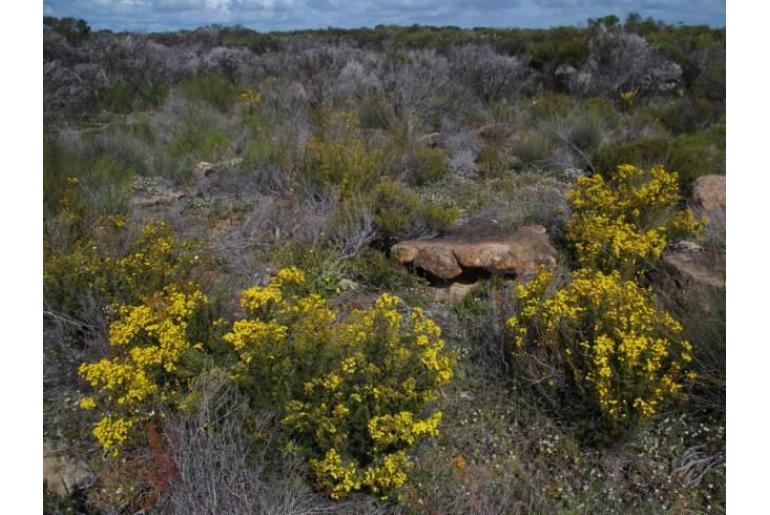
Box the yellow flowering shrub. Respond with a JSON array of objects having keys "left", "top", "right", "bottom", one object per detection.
[
  {"left": 78, "top": 283, "right": 209, "bottom": 454},
  {"left": 223, "top": 269, "right": 455, "bottom": 500},
  {"left": 45, "top": 220, "right": 195, "bottom": 314},
  {"left": 567, "top": 164, "right": 701, "bottom": 275},
  {"left": 506, "top": 268, "right": 695, "bottom": 426},
  {"left": 302, "top": 114, "right": 384, "bottom": 198}
]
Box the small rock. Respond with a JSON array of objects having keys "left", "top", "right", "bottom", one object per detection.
[
  {"left": 338, "top": 278, "right": 360, "bottom": 292},
  {"left": 692, "top": 175, "right": 726, "bottom": 211},
  {"left": 192, "top": 161, "right": 216, "bottom": 183},
  {"left": 130, "top": 184, "right": 185, "bottom": 208},
  {"left": 434, "top": 282, "right": 475, "bottom": 303},
  {"left": 44, "top": 441, "right": 94, "bottom": 497},
  {"left": 662, "top": 250, "right": 725, "bottom": 288}
]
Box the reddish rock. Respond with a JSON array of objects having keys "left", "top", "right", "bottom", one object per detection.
[{"left": 392, "top": 223, "right": 557, "bottom": 281}]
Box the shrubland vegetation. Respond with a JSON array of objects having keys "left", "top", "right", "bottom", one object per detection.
[{"left": 44, "top": 13, "right": 724, "bottom": 513}]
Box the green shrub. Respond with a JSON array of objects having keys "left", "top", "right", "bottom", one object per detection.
[
  {"left": 45, "top": 221, "right": 196, "bottom": 316},
  {"left": 593, "top": 138, "right": 670, "bottom": 175},
  {"left": 372, "top": 177, "right": 459, "bottom": 242},
  {"left": 357, "top": 96, "right": 393, "bottom": 130},
  {"left": 180, "top": 73, "right": 241, "bottom": 112},
  {"left": 530, "top": 93, "right": 573, "bottom": 119},
  {"left": 97, "top": 80, "right": 168, "bottom": 114},
  {"left": 302, "top": 120, "right": 385, "bottom": 198},
  {"left": 409, "top": 146, "right": 449, "bottom": 186},
  {"left": 510, "top": 130, "right": 552, "bottom": 169},
  {"left": 223, "top": 269, "right": 455, "bottom": 500},
  {"left": 169, "top": 111, "right": 232, "bottom": 164},
  {"left": 43, "top": 133, "right": 138, "bottom": 217},
  {"left": 668, "top": 125, "right": 725, "bottom": 189}
]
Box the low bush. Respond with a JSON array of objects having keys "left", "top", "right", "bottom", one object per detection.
[
  {"left": 408, "top": 145, "right": 449, "bottom": 186},
  {"left": 593, "top": 138, "right": 670, "bottom": 175},
  {"left": 302, "top": 126, "right": 384, "bottom": 199},
  {"left": 168, "top": 110, "right": 232, "bottom": 164},
  {"left": 506, "top": 267, "right": 695, "bottom": 429},
  {"left": 223, "top": 269, "right": 455, "bottom": 500},
  {"left": 371, "top": 177, "right": 459, "bottom": 242},
  {"left": 45, "top": 221, "right": 196, "bottom": 317},
  {"left": 97, "top": 80, "right": 168, "bottom": 114},
  {"left": 668, "top": 124, "right": 725, "bottom": 189},
  {"left": 566, "top": 164, "right": 701, "bottom": 276},
  {"left": 179, "top": 72, "right": 241, "bottom": 112},
  {"left": 78, "top": 283, "right": 210, "bottom": 454}
]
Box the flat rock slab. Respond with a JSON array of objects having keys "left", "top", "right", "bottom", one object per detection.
[{"left": 392, "top": 224, "right": 557, "bottom": 281}]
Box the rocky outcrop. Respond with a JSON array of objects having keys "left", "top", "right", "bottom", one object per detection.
[
  {"left": 692, "top": 175, "right": 726, "bottom": 211},
  {"left": 392, "top": 224, "right": 558, "bottom": 282}
]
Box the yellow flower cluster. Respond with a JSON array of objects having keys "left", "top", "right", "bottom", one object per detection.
[
  {"left": 507, "top": 268, "right": 694, "bottom": 424},
  {"left": 238, "top": 266, "right": 305, "bottom": 311},
  {"left": 567, "top": 164, "right": 702, "bottom": 275},
  {"left": 225, "top": 268, "right": 454, "bottom": 500},
  {"left": 45, "top": 221, "right": 194, "bottom": 313},
  {"left": 78, "top": 284, "right": 208, "bottom": 453},
  {"left": 238, "top": 89, "right": 263, "bottom": 112}
]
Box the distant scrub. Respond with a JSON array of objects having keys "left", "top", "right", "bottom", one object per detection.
[{"left": 179, "top": 73, "right": 241, "bottom": 112}]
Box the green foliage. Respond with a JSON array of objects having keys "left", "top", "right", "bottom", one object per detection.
[
  {"left": 169, "top": 111, "right": 232, "bottom": 164},
  {"left": 302, "top": 118, "right": 385, "bottom": 198},
  {"left": 45, "top": 220, "right": 196, "bottom": 316},
  {"left": 409, "top": 146, "right": 449, "bottom": 186},
  {"left": 668, "top": 125, "right": 725, "bottom": 189},
  {"left": 593, "top": 125, "right": 725, "bottom": 192},
  {"left": 593, "top": 138, "right": 670, "bottom": 175},
  {"left": 43, "top": 133, "right": 138, "bottom": 217},
  {"left": 372, "top": 177, "right": 459, "bottom": 242},
  {"left": 352, "top": 249, "right": 426, "bottom": 291},
  {"left": 510, "top": 130, "right": 552, "bottom": 170},
  {"left": 180, "top": 73, "right": 241, "bottom": 112},
  {"left": 97, "top": 80, "right": 168, "bottom": 114}
]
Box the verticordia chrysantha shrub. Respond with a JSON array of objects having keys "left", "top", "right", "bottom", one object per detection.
[
  {"left": 506, "top": 267, "right": 695, "bottom": 426},
  {"left": 223, "top": 268, "right": 455, "bottom": 500},
  {"left": 566, "top": 164, "right": 701, "bottom": 275},
  {"left": 78, "top": 283, "right": 209, "bottom": 454}
]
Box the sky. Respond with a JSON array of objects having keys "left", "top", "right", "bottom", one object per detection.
[{"left": 43, "top": 0, "right": 725, "bottom": 33}]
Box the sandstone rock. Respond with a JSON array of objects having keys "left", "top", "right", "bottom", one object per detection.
[
  {"left": 691, "top": 175, "right": 726, "bottom": 211},
  {"left": 192, "top": 161, "right": 216, "bottom": 183},
  {"left": 44, "top": 441, "right": 94, "bottom": 497},
  {"left": 434, "top": 282, "right": 476, "bottom": 303},
  {"left": 338, "top": 278, "right": 361, "bottom": 292},
  {"left": 392, "top": 223, "right": 557, "bottom": 281},
  {"left": 130, "top": 184, "right": 185, "bottom": 208},
  {"left": 661, "top": 247, "right": 725, "bottom": 288}
]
